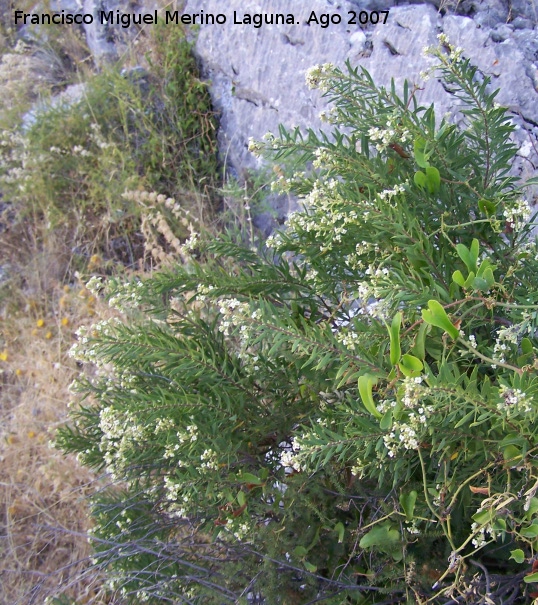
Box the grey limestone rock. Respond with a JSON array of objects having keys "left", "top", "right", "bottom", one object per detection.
[
  {"left": 15, "top": 0, "right": 538, "bottom": 221},
  {"left": 49, "top": 0, "right": 85, "bottom": 12},
  {"left": 185, "top": 1, "right": 538, "bottom": 181}
]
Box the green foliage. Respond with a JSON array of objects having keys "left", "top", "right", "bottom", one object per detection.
[
  {"left": 0, "top": 23, "right": 219, "bottom": 269},
  {"left": 58, "top": 37, "right": 538, "bottom": 603}
]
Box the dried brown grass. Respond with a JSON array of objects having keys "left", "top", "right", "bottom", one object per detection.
[{"left": 0, "top": 277, "right": 112, "bottom": 605}]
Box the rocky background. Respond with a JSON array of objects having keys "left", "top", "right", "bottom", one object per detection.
[{"left": 18, "top": 0, "right": 538, "bottom": 230}]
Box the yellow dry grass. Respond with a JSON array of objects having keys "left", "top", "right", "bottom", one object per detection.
[{"left": 0, "top": 282, "right": 112, "bottom": 605}]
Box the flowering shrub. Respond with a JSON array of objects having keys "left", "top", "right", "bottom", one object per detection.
[{"left": 58, "top": 38, "right": 538, "bottom": 604}]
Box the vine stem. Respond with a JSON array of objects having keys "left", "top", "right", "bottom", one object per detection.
[
  {"left": 417, "top": 448, "right": 455, "bottom": 551},
  {"left": 456, "top": 338, "right": 523, "bottom": 375}
]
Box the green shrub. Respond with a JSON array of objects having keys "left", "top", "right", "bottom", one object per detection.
[
  {"left": 0, "top": 23, "right": 219, "bottom": 272},
  {"left": 57, "top": 36, "right": 538, "bottom": 604}
]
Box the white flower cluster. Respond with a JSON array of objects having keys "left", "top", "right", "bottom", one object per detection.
[
  {"left": 98, "top": 407, "right": 147, "bottom": 479},
  {"left": 285, "top": 179, "right": 362, "bottom": 253},
  {"left": 72, "top": 144, "right": 91, "bottom": 157},
  {"left": 319, "top": 106, "right": 339, "bottom": 124},
  {"left": 69, "top": 319, "right": 123, "bottom": 365},
  {"left": 419, "top": 69, "right": 432, "bottom": 82},
  {"left": 492, "top": 325, "right": 521, "bottom": 365},
  {"left": 383, "top": 377, "right": 433, "bottom": 457},
  {"left": 367, "top": 299, "right": 392, "bottom": 321},
  {"left": 422, "top": 34, "right": 463, "bottom": 62},
  {"left": 247, "top": 137, "right": 264, "bottom": 157},
  {"left": 376, "top": 399, "right": 397, "bottom": 415},
  {"left": 402, "top": 376, "right": 429, "bottom": 411},
  {"left": 0, "top": 130, "right": 32, "bottom": 190},
  {"left": 247, "top": 131, "right": 281, "bottom": 158},
  {"left": 503, "top": 198, "right": 531, "bottom": 231},
  {"left": 344, "top": 241, "right": 382, "bottom": 272},
  {"left": 266, "top": 232, "right": 284, "bottom": 249},
  {"left": 200, "top": 448, "right": 219, "bottom": 472},
  {"left": 497, "top": 385, "right": 532, "bottom": 415},
  {"left": 378, "top": 183, "right": 406, "bottom": 205},
  {"left": 217, "top": 297, "right": 261, "bottom": 337},
  {"left": 194, "top": 283, "right": 216, "bottom": 302},
  {"left": 214, "top": 296, "right": 266, "bottom": 374},
  {"left": 99, "top": 407, "right": 127, "bottom": 440},
  {"left": 85, "top": 275, "right": 104, "bottom": 295},
  {"left": 154, "top": 417, "right": 176, "bottom": 434},
  {"left": 350, "top": 457, "right": 367, "bottom": 478},
  {"left": 270, "top": 170, "right": 306, "bottom": 194},
  {"left": 163, "top": 442, "right": 182, "bottom": 460},
  {"left": 177, "top": 422, "right": 199, "bottom": 444},
  {"left": 357, "top": 240, "right": 380, "bottom": 257},
  {"left": 368, "top": 117, "right": 411, "bottom": 154},
  {"left": 164, "top": 476, "right": 183, "bottom": 502},
  {"left": 334, "top": 327, "right": 361, "bottom": 351},
  {"left": 218, "top": 518, "right": 252, "bottom": 542},
  {"left": 231, "top": 521, "right": 251, "bottom": 541},
  {"left": 471, "top": 519, "right": 492, "bottom": 549},
  {"left": 305, "top": 63, "right": 336, "bottom": 91},
  {"left": 406, "top": 520, "right": 421, "bottom": 535},
  {"left": 107, "top": 280, "right": 144, "bottom": 312},
  {"left": 458, "top": 330, "right": 479, "bottom": 356},
  {"left": 279, "top": 438, "right": 302, "bottom": 473},
  {"left": 383, "top": 423, "right": 420, "bottom": 457},
  {"left": 312, "top": 147, "right": 333, "bottom": 169},
  {"left": 89, "top": 122, "right": 112, "bottom": 150}
]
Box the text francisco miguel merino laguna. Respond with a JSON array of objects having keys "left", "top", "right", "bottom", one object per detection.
[{"left": 14, "top": 9, "right": 299, "bottom": 28}]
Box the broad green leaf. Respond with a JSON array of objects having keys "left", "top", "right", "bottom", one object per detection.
[
  {"left": 239, "top": 472, "right": 263, "bottom": 485},
  {"left": 304, "top": 561, "right": 317, "bottom": 573},
  {"left": 456, "top": 243, "right": 471, "bottom": 269},
  {"left": 359, "top": 523, "right": 400, "bottom": 549},
  {"left": 237, "top": 491, "right": 246, "bottom": 507},
  {"left": 503, "top": 445, "right": 523, "bottom": 465},
  {"left": 410, "top": 322, "right": 429, "bottom": 360},
  {"left": 335, "top": 521, "right": 345, "bottom": 543},
  {"left": 463, "top": 271, "right": 476, "bottom": 289},
  {"left": 388, "top": 312, "right": 402, "bottom": 366},
  {"left": 520, "top": 521, "right": 538, "bottom": 539},
  {"left": 425, "top": 165, "right": 441, "bottom": 194},
  {"left": 509, "top": 549, "right": 525, "bottom": 564},
  {"left": 500, "top": 433, "right": 527, "bottom": 447},
  {"left": 478, "top": 198, "right": 496, "bottom": 216},
  {"left": 399, "top": 354, "right": 423, "bottom": 377},
  {"left": 525, "top": 497, "right": 538, "bottom": 519},
  {"left": 481, "top": 267, "right": 495, "bottom": 289},
  {"left": 522, "top": 338, "right": 534, "bottom": 355},
  {"left": 524, "top": 572, "right": 538, "bottom": 583},
  {"left": 380, "top": 409, "right": 393, "bottom": 430},
  {"left": 414, "top": 170, "right": 427, "bottom": 189},
  {"left": 293, "top": 546, "right": 308, "bottom": 558},
  {"left": 472, "top": 276, "right": 490, "bottom": 291},
  {"left": 421, "top": 300, "right": 459, "bottom": 340},
  {"left": 472, "top": 509, "right": 494, "bottom": 526},
  {"left": 399, "top": 490, "right": 417, "bottom": 522},
  {"left": 469, "top": 238, "right": 479, "bottom": 268},
  {"left": 414, "top": 137, "right": 429, "bottom": 168},
  {"left": 456, "top": 240, "right": 479, "bottom": 274},
  {"left": 452, "top": 270, "right": 466, "bottom": 287},
  {"left": 358, "top": 375, "right": 382, "bottom": 419}
]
